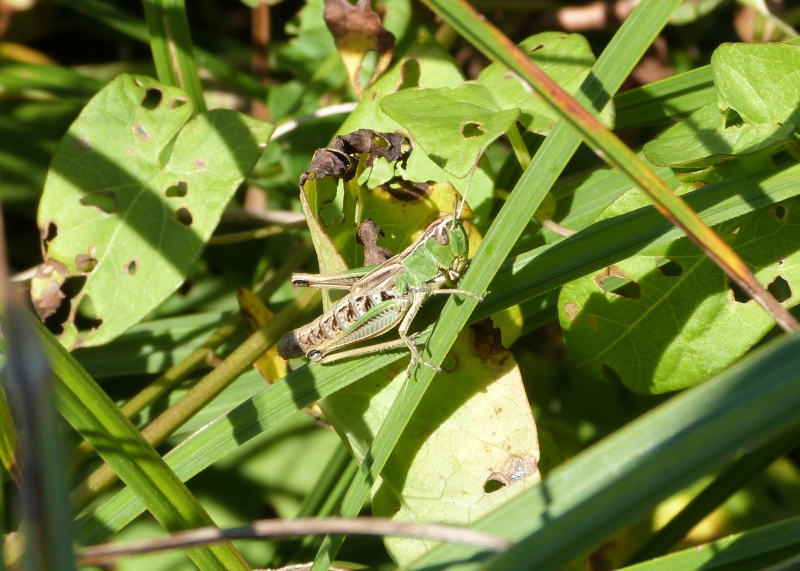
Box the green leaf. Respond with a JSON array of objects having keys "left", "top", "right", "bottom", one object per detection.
[
  {"left": 380, "top": 32, "right": 613, "bottom": 178},
  {"left": 404, "top": 329, "right": 800, "bottom": 571},
  {"left": 321, "top": 325, "right": 540, "bottom": 565},
  {"left": 341, "top": 34, "right": 496, "bottom": 227},
  {"left": 644, "top": 43, "right": 800, "bottom": 168},
  {"left": 714, "top": 43, "right": 800, "bottom": 126},
  {"left": 643, "top": 103, "right": 795, "bottom": 168},
  {"left": 476, "top": 32, "right": 614, "bottom": 132},
  {"left": 381, "top": 83, "right": 520, "bottom": 177},
  {"left": 33, "top": 74, "right": 273, "bottom": 348},
  {"left": 560, "top": 198, "right": 800, "bottom": 394}
]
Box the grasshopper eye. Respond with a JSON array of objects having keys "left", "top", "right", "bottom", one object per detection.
[{"left": 434, "top": 224, "right": 450, "bottom": 246}]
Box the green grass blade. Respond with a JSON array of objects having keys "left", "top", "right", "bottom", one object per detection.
[
  {"left": 26, "top": 317, "right": 249, "bottom": 570},
  {"left": 404, "top": 330, "right": 800, "bottom": 570},
  {"left": 475, "top": 162, "right": 800, "bottom": 320},
  {"left": 627, "top": 423, "right": 800, "bottom": 565},
  {"left": 3, "top": 302, "right": 75, "bottom": 571},
  {"left": 619, "top": 515, "right": 800, "bottom": 570},
  {"left": 142, "top": 0, "right": 206, "bottom": 111},
  {"left": 76, "top": 353, "right": 405, "bottom": 546},
  {"left": 57, "top": 0, "right": 268, "bottom": 100}
]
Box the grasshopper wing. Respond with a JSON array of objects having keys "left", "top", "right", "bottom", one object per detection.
[{"left": 292, "top": 266, "right": 375, "bottom": 290}]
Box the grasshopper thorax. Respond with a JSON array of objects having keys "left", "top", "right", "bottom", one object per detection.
[{"left": 432, "top": 214, "right": 470, "bottom": 287}]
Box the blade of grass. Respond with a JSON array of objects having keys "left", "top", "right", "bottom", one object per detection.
[
  {"left": 142, "top": 0, "right": 206, "bottom": 111},
  {"left": 404, "top": 330, "right": 800, "bottom": 570},
  {"left": 69, "top": 289, "right": 320, "bottom": 513},
  {"left": 311, "top": 1, "right": 684, "bottom": 568},
  {"left": 627, "top": 422, "right": 800, "bottom": 565},
  {"left": 426, "top": 0, "right": 797, "bottom": 333},
  {"left": 475, "top": 161, "right": 800, "bottom": 320},
  {"left": 9, "top": 317, "right": 251, "bottom": 570},
  {"left": 76, "top": 353, "right": 407, "bottom": 546},
  {"left": 1, "top": 203, "right": 74, "bottom": 570},
  {"left": 57, "top": 0, "right": 268, "bottom": 101},
  {"left": 619, "top": 515, "right": 800, "bottom": 570}
]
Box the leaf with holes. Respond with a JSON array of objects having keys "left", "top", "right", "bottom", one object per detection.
[
  {"left": 337, "top": 32, "right": 496, "bottom": 229},
  {"left": 559, "top": 199, "right": 800, "bottom": 394},
  {"left": 320, "top": 322, "right": 540, "bottom": 565},
  {"left": 644, "top": 43, "right": 800, "bottom": 168},
  {"left": 475, "top": 31, "right": 614, "bottom": 133},
  {"left": 380, "top": 83, "right": 519, "bottom": 178},
  {"left": 33, "top": 74, "right": 273, "bottom": 348},
  {"left": 380, "top": 32, "right": 611, "bottom": 178},
  {"left": 297, "top": 130, "right": 479, "bottom": 280}
]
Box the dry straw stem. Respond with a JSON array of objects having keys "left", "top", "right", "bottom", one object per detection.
[{"left": 78, "top": 517, "right": 512, "bottom": 565}]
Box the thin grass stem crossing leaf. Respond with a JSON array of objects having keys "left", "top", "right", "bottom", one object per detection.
[{"left": 32, "top": 74, "right": 273, "bottom": 348}]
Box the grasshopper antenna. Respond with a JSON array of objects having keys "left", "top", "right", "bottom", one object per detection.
[{"left": 453, "top": 155, "right": 482, "bottom": 227}]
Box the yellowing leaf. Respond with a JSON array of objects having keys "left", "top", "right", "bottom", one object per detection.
[
  {"left": 237, "top": 289, "right": 288, "bottom": 383},
  {"left": 323, "top": 0, "right": 395, "bottom": 96},
  {"left": 321, "top": 322, "right": 540, "bottom": 565}
]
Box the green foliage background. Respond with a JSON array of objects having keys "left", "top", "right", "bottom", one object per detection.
[{"left": 3, "top": 1, "right": 800, "bottom": 570}]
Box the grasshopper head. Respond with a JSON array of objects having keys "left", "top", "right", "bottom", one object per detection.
[{"left": 433, "top": 215, "right": 470, "bottom": 285}]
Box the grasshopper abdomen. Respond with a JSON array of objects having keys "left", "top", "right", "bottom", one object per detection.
[{"left": 277, "top": 290, "right": 409, "bottom": 362}]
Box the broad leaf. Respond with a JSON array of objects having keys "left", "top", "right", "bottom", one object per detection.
[
  {"left": 381, "top": 84, "right": 519, "bottom": 177},
  {"left": 381, "top": 32, "right": 613, "bottom": 178},
  {"left": 339, "top": 32, "right": 495, "bottom": 228},
  {"left": 560, "top": 198, "right": 800, "bottom": 394},
  {"left": 321, "top": 323, "right": 540, "bottom": 565},
  {"left": 32, "top": 74, "right": 272, "bottom": 348},
  {"left": 644, "top": 43, "right": 800, "bottom": 168}
]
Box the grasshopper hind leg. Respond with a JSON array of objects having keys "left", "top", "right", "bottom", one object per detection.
[
  {"left": 401, "top": 332, "right": 442, "bottom": 375},
  {"left": 399, "top": 290, "right": 443, "bottom": 374}
]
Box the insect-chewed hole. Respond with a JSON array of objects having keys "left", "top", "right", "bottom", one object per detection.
[
  {"left": 656, "top": 257, "right": 683, "bottom": 278},
  {"left": 398, "top": 58, "right": 421, "bottom": 90},
  {"left": 42, "top": 275, "right": 86, "bottom": 334},
  {"left": 140, "top": 87, "right": 163, "bottom": 110},
  {"left": 80, "top": 191, "right": 117, "bottom": 215},
  {"left": 76, "top": 294, "right": 103, "bottom": 331},
  {"left": 174, "top": 207, "right": 193, "bottom": 226},
  {"left": 600, "top": 275, "right": 641, "bottom": 300},
  {"left": 165, "top": 181, "right": 188, "bottom": 198},
  {"left": 75, "top": 253, "right": 98, "bottom": 273},
  {"left": 774, "top": 204, "right": 787, "bottom": 220},
  {"left": 728, "top": 280, "right": 751, "bottom": 304},
  {"left": 462, "top": 122, "right": 485, "bottom": 138},
  {"left": 768, "top": 276, "right": 792, "bottom": 303},
  {"left": 484, "top": 477, "right": 507, "bottom": 494},
  {"left": 124, "top": 260, "right": 138, "bottom": 276},
  {"left": 724, "top": 108, "right": 744, "bottom": 128},
  {"left": 169, "top": 97, "right": 188, "bottom": 110},
  {"left": 42, "top": 222, "right": 58, "bottom": 249},
  {"left": 372, "top": 131, "right": 390, "bottom": 149},
  {"left": 600, "top": 364, "right": 622, "bottom": 384}
]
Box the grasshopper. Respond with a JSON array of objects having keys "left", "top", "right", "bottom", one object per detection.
[{"left": 277, "top": 209, "right": 482, "bottom": 372}]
